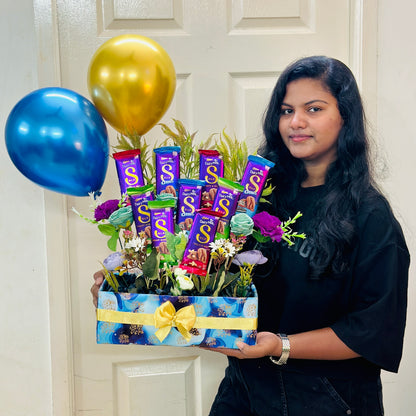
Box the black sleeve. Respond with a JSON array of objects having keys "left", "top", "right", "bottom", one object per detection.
[{"left": 330, "top": 202, "right": 410, "bottom": 373}]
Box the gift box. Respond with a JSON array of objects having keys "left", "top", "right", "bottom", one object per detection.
[{"left": 96, "top": 280, "right": 258, "bottom": 348}]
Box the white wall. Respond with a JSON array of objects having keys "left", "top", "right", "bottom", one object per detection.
[
  {"left": 377, "top": 1, "right": 416, "bottom": 414},
  {"left": 0, "top": 0, "right": 52, "bottom": 415}
]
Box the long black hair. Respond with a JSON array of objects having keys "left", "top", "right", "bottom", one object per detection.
[{"left": 260, "top": 56, "right": 378, "bottom": 277}]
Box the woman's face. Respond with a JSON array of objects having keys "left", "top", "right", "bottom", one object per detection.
[{"left": 278, "top": 78, "right": 343, "bottom": 170}]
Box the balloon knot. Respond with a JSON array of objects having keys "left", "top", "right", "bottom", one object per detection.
[{"left": 93, "top": 190, "right": 102, "bottom": 199}]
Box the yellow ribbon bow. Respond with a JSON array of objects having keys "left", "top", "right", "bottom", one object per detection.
[{"left": 154, "top": 301, "right": 196, "bottom": 342}]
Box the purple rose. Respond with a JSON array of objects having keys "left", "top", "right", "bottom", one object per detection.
[
  {"left": 253, "top": 211, "right": 284, "bottom": 242},
  {"left": 94, "top": 199, "right": 120, "bottom": 221}
]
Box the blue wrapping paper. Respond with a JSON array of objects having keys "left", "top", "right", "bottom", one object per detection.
[{"left": 96, "top": 284, "right": 258, "bottom": 348}]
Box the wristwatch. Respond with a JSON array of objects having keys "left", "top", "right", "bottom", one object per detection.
[{"left": 269, "top": 333, "right": 290, "bottom": 365}]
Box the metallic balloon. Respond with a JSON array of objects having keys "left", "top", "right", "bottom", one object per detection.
[
  {"left": 5, "top": 87, "right": 109, "bottom": 196},
  {"left": 87, "top": 34, "right": 176, "bottom": 136}
]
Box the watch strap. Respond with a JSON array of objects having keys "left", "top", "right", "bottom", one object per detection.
[{"left": 269, "top": 333, "right": 290, "bottom": 365}]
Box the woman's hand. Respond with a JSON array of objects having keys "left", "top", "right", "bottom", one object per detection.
[
  {"left": 201, "top": 331, "right": 281, "bottom": 359},
  {"left": 204, "top": 328, "right": 361, "bottom": 361},
  {"left": 91, "top": 270, "right": 105, "bottom": 308}
]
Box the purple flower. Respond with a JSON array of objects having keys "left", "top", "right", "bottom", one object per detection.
[
  {"left": 94, "top": 199, "right": 120, "bottom": 221},
  {"left": 103, "top": 252, "right": 124, "bottom": 270},
  {"left": 253, "top": 211, "right": 284, "bottom": 242},
  {"left": 232, "top": 250, "right": 268, "bottom": 267}
]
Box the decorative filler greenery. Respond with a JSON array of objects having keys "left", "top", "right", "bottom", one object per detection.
[
  {"left": 159, "top": 119, "right": 216, "bottom": 179},
  {"left": 112, "top": 131, "right": 155, "bottom": 185},
  {"left": 216, "top": 129, "right": 248, "bottom": 182},
  {"left": 113, "top": 119, "right": 251, "bottom": 184}
]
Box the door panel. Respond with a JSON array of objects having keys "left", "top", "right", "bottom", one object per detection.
[{"left": 55, "top": 1, "right": 353, "bottom": 414}]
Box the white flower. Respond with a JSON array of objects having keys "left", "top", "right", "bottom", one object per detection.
[
  {"left": 176, "top": 274, "right": 194, "bottom": 291},
  {"left": 174, "top": 267, "right": 188, "bottom": 278},
  {"left": 125, "top": 236, "right": 146, "bottom": 252},
  {"left": 209, "top": 238, "right": 227, "bottom": 252},
  {"left": 223, "top": 240, "right": 236, "bottom": 257}
]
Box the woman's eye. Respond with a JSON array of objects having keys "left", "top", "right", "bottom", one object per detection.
[
  {"left": 308, "top": 106, "right": 322, "bottom": 113},
  {"left": 280, "top": 108, "right": 292, "bottom": 115}
]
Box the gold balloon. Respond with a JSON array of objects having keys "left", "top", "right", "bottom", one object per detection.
[{"left": 88, "top": 34, "right": 176, "bottom": 135}]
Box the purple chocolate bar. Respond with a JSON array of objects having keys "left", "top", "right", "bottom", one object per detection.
[
  {"left": 176, "top": 179, "right": 205, "bottom": 231},
  {"left": 113, "top": 149, "right": 145, "bottom": 195},
  {"left": 236, "top": 155, "right": 275, "bottom": 217},
  {"left": 148, "top": 199, "right": 175, "bottom": 258},
  {"left": 154, "top": 146, "right": 181, "bottom": 197},
  {"left": 127, "top": 185, "right": 155, "bottom": 238},
  {"left": 179, "top": 209, "right": 223, "bottom": 276},
  {"left": 199, "top": 150, "right": 224, "bottom": 208}
]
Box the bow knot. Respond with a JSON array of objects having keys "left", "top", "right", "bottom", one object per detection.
[{"left": 154, "top": 301, "right": 196, "bottom": 342}]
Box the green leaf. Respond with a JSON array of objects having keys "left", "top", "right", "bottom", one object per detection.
[
  {"left": 142, "top": 248, "right": 161, "bottom": 280},
  {"left": 107, "top": 231, "right": 119, "bottom": 251},
  {"left": 191, "top": 274, "right": 201, "bottom": 292},
  {"left": 213, "top": 271, "right": 226, "bottom": 297},
  {"left": 261, "top": 182, "right": 275, "bottom": 197},
  {"left": 175, "top": 233, "right": 187, "bottom": 261},
  {"left": 98, "top": 223, "right": 117, "bottom": 236},
  {"left": 252, "top": 229, "right": 271, "bottom": 243},
  {"left": 133, "top": 277, "right": 146, "bottom": 293},
  {"left": 216, "top": 129, "right": 250, "bottom": 182},
  {"left": 165, "top": 231, "right": 178, "bottom": 261},
  {"left": 259, "top": 197, "right": 272, "bottom": 205},
  {"left": 220, "top": 271, "right": 240, "bottom": 291},
  {"left": 173, "top": 118, "right": 187, "bottom": 137},
  {"left": 200, "top": 274, "right": 211, "bottom": 293},
  {"left": 207, "top": 272, "right": 217, "bottom": 292},
  {"left": 100, "top": 263, "right": 119, "bottom": 293}
]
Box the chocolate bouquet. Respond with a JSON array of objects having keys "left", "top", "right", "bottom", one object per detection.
[{"left": 76, "top": 121, "right": 305, "bottom": 348}]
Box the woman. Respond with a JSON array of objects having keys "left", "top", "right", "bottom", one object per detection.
[{"left": 207, "top": 56, "right": 410, "bottom": 415}]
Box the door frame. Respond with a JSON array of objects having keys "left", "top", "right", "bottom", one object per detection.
[{"left": 34, "top": 1, "right": 378, "bottom": 414}]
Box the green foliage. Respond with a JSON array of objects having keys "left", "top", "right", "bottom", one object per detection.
[
  {"left": 159, "top": 119, "right": 216, "bottom": 179},
  {"left": 98, "top": 224, "right": 116, "bottom": 236},
  {"left": 175, "top": 234, "right": 187, "bottom": 260},
  {"left": 106, "top": 233, "right": 119, "bottom": 251},
  {"left": 112, "top": 131, "right": 155, "bottom": 184},
  {"left": 101, "top": 264, "right": 119, "bottom": 293},
  {"left": 280, "top": 211, "right": 307, "bottom": 246},
  {"left": 142, "top": 247, "right": 161, "bottom": 280},
  {"left": 216, "top": 129, "right": 249, "bottom": 182},
  {"left": 259, "top": 179, "right": 275, "bottom": 204},
  {"left": 199, "top": 274, "right": 211, "bottom": 294},
  {"left": 98, "top": 223, "right": 119, "bottom": 251},
  {"left": 252, "top": 229, "right": 271, "bottom": 243},
  {"left": 114, "top": 119, "right": 253, "bottom": 184},
  {"left": 165, "top": 231, "right": 187, "bottom": 262},
  {"left": 213, "top": 271, "right": 226, "bottom": 297}
]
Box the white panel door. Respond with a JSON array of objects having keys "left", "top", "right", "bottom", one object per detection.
[{"left": 51, "top": 1, "right": 357, "bottom": 414}]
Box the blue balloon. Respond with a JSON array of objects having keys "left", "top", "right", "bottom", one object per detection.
[{"left": 5, "top": 87, "right": 109, "bottom": 196}]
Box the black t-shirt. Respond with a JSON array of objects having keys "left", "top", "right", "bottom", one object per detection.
[{"left": 253, "top": 185, "right": 409, "bottom": 377}]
